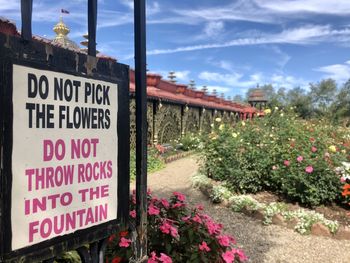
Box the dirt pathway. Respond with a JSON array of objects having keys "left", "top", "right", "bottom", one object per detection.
[{"left": 137, "top": 156, "right": 350, "bottom": 263}]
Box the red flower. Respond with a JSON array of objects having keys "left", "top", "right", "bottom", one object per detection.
[
  {"left": 111, "top": 257, "right": 122, "bottom": 263},
  {"left": 311, "top": 146, "right": 317, "bottom": 153},
  {"left": 108, "top": 234, "right": 116, "bottom": 243},
  {"left": 119, "top": 231, "right": 128, "bottom": 237},
  {"left": 310, "top": 137, "right": 315, "bottom": 142},
  {"left": 283, "top": 160, "right": 290, "bottom": 167}
]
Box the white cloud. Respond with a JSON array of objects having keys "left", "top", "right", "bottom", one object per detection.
[
  {"left": 270, "top": 74, "right": 308, "bottom": 89},
  {"left": 203, "top": 21, "right": 225, "bottom": 38},
  {"left": 255, "top": 0, "right": 350, "bottom": 15},
  {"left": 147, "top": 24, "right": 350, "bottom": 56},
  {"left": 173, "top": 0, "right": 276, "bottom": 24},
  {"left": 198, "top": 71, "right": 260, "bottom": 89},
  {"left": 198, "top": 70, "right": 307, "bottom": 91},
  {"left": 206, "top": 86, "right": 231, "bottom": 94},
  {"left": 316, "top": 60, "right": 350, "bottom": 83}
]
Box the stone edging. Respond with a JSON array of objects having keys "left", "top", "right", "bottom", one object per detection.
[
  {"left": 161, "top": 151, "right": 194, "bottom": 164},
  {"left": 193, "top": 174, "right": 350, "bottom": 240}
]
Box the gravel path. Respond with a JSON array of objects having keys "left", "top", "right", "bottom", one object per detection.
[{"left": 139, "top": 156, "right": 350, "bottom": 263}]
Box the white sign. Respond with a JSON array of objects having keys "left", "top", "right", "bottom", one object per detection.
[{"left": 11, "top": 64, "right": 118, "bottom": 250}]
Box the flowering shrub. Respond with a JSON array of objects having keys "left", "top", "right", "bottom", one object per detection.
[
  {"left": 179, "top": 133, "right": 201, "bottom": 151},
  {"left": 105, "top": 191, "right": 247, "bottom": 263},
  {"left": 201, "top": 109, "right": 350, "bottom": 206}
]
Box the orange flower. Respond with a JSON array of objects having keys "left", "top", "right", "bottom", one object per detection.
[{"left": 342, "top": 184, "right": 350, "bottom": 197}]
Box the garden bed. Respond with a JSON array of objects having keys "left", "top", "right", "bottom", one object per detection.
[
  {"left": 252, "top": 191, "right": 350, "bottom": 226},
  {"left": 192, "top": 173, "right": 350, "bottom": 240}
]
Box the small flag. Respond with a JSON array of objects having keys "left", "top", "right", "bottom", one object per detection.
[{"left": 61, "top": 9, "right": 70, "bottom": 14}]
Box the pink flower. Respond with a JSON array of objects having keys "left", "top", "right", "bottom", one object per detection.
[
  {"left": 341, "top": 177, "right": 346, "bottom": 183},
  {"left": 192, "top": 214, "right": 203, "bottom": 224},
  {"left": 196, "top": 204, "right": 204, "bottom": 210},
  {"left": 148, "top": 204, "right": 160, "bottom": 216},
  {"left": 296, "top": 156, "right": 303, "bottom": 162},
  {"left": 160, "top": 198, "right": 169, "bottom": 208},
  {"left": 119, "top": 237, "right": 131, "bottom": 248},
  {"left": 305, "top": 166, "right": 314, "bottom": 173},
  {"left": 217, "top": 235, "right": 230, "bottom": 247},
  {"left": 311, "top": 146, "right": 317, "bottom": 153},
  {"left": 233, "top": 248, "right": 248, "bottom": 262},
  {"left": 182, "top": 216, "right": 191, "bottom": 222},
  {"left": 169, "top": 225, "right": 179, "bottom": 238},
  {"left": 206, "top": 220, "right": 222, "bottom": 235},
  {"left": 148, "top": 251, "right": 158, "bottom": 263},
  {"left": 129, "top": 210, "right": 136, "bottom": 218},
  {"left": 173, "top": 191, "right": 186, "bottom": 202},
  {"left": 222, "top": 250, "right": 235, "bottom": 263},
  {"left": 159, "top": 221, "right": 171, "bottom": 234},
  {"left": 199, "top": 241, "right": 211, "bottom": 252},
  {"left": 284, "top": 160, "right": 290, "bottom": 167},
  {"left": 159, "top": 221, "right": 178, "bottom": 238},
  {"left": 172, "top": 202, "right": 185, "bottom": 209},
  {"left": 159, "top": 253, "right": 172, "bottom": 263}
]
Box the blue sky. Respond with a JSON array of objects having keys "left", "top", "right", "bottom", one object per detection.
[{"left": 2, "top": 0, "right": 350, "bottom": 97}]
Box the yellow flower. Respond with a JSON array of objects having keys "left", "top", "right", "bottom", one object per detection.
[
  {"left": 232, "top": 132, "right": 238, "bottom": 138},
  {"left": 264, "top": 108, "right": 271, "bottom": 114},
  {"left": 219, "top": 124, "right": 225, "bottom": 131},
  {"left": 329, "top": 145, "right": 337, "bottom": 153},
  {"left": 241, "top": 121, "right": 246, "bottom": 126},
  {"left": 210, "top": 123, "right": 214, "bottom": 128},
  {"left": 275, "top": 106, "right": 279, "bottom": 110},
  {"left": 341, "top": 149, "right": 346, "bottom": 154},
  {"left": 215, "top": 117, "right": 222, "bottom": 122}
]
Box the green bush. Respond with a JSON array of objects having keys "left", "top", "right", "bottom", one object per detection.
[
  {"left": 200, "top": 110, "right": 350, "bottom": 207},
  {"left": 130, "top": 147, "right": 165, "bottom": 180}
]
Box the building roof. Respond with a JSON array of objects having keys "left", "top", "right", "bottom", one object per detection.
[
  {"left": 0, "top": 17, "right": 257, "bottom": 114},
  {"left": 248, "top": 89, "right": 268, "bottom": 102}
]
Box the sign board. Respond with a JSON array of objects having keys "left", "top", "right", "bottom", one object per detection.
[
  {"left": 11, "top": 65, "right": 118, "bottom": 250},
  {"left": 0, "top": 35, "right": 130, "bottom": 262}
]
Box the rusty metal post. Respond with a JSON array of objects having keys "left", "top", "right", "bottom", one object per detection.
[{"left": 134, "top": 0, "right": 148, "bottom": 261}]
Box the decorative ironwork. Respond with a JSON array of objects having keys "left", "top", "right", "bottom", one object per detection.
[
  {"left": 201, "top": 109, "right": 213, "bottom": 133},
  {"left": 130, "top": 98, "right": 136, "bottom": 147},
  {"left": 183, "top": 107, "right": 200, "bottom": 134},
  {"left": 130, "top": 99, "right": 154, "bottom": 148},
  {"left": 155, "top": 104, "right": 181, "bottom": 144}
]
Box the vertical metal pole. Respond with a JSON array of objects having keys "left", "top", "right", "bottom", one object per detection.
[
  {"left": 88, "top": 0, "right": 97, "bottom": 57},
  {"left": 20, "top": 0, "right": 33, "bottom": 41},
  {"left": 134, "top": 0, "right": 148, "bottom": 261}
]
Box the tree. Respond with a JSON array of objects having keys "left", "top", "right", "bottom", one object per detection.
[
  {"left": 331, "top": 79, "right": 350, "bottom": 124},
  {"left": 286, "top": 87, "right": 313, "bottom": 119},
  {"left": 309, "top": 79, "right": 337, "bottom": 118}
]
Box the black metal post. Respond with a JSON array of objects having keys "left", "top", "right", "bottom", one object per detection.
[
  {"left": 20, "top": 0, "right": 33, "bottom": 41},
  {"left": 88, "top": 0, "right": 97, "bottom": 56},
  {"left": 134, "top": 0, "right": 148, "bottom": 261}
]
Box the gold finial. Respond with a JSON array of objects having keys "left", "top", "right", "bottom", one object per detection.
[
  {"left": 52, "top": 16, "right": 79, "bottom": 50},
  {"left": 53, "top": 16, "right": 70, "bottom": 38}
]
